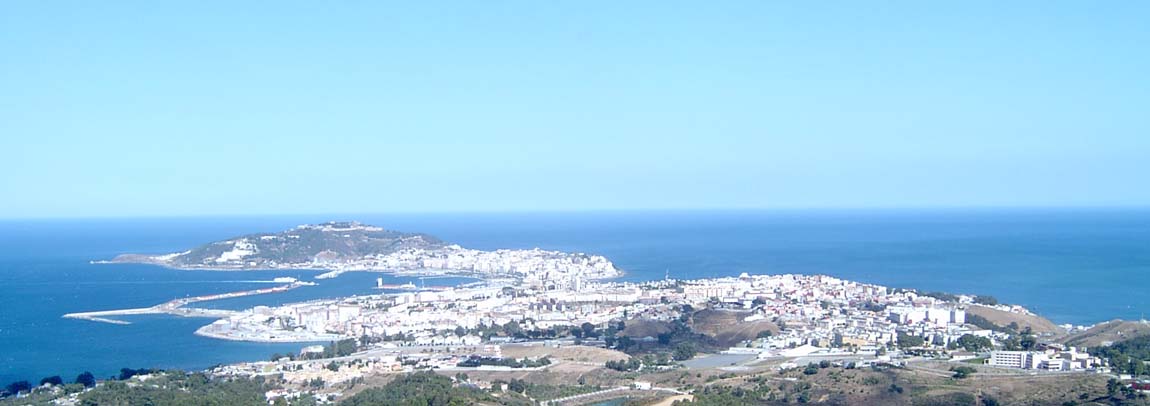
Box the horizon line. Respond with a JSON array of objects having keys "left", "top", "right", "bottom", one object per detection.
[{"left": 3, "top": 204, "right": 1149, "bottom": 221}]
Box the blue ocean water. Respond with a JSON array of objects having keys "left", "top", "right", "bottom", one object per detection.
[{"left": 1, "top": 209, "right": 1148, "bottom": 384}]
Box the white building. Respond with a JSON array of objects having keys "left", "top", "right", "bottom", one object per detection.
[{"left": 989, "top": 351, "right": 1031, "bottom": 369}]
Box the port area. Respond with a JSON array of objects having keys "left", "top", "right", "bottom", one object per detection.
[{"left": 62, "top": 281, "right": 314, "bottom": 325}]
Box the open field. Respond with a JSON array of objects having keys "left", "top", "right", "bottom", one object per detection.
[{"left": 501, "top": 343, "right": 631, "bottom": 364}]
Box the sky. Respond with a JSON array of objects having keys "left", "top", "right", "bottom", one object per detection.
[{"left": 2, "top": 2, "right": 1149, "bottom": 218}]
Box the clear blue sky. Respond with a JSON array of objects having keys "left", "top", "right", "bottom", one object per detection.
[{"left": 2, "top": 2, "right": 1148, "bottom": 218}]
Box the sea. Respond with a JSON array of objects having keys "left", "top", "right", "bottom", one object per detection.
[{"left": 2, "top": 208, "right": 1148, "bottom": 384}]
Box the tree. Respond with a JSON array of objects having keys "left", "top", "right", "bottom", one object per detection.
[
  {"left": 40, "top": 376, "right": 64, "bottom": 386},
  {"left": 1092, "top": 335, "right": 1150, "bottom": 375},
  {"left": 454, "top": 326, "right": 466, "bottom": 337},
  {"left": 119, "top": 368, "right": 155, "bottom": 379},
  {"left": 1019, "top": 327, "right": 1037, "bottom": 351},
  {"left": 605, "top": 358, "right": 642, "bottom": 372},
  {"left": 1108, "top": 378, "right": 1121, "bottom": 396},
  {"left": 503, "top": 321, "right": 522, "bottom": 337},
  {"left": 973, "top": 295, "right": 998, "bottom": 306},
  {"left": 803, "top": 364, "right": 819, "bottom": 375},
  {"left": 673, "top": 343, "right": 697, "bottom": 361},
  {"left": 955, "top": 334, "right": 993, "bottom": 352},
  {"left": 897, "top": 332, "right": 925, "bottom": 349},
  {"left": 1001, "top": 334, "right": 1022, "bottom": 351},
  {"left": 5, "top": 381, "right": 31, "bottom": 395},
  {"left": 950, "top": 366, "right": 977, "bottom": 379},
  {"left": 616, "top": 336, "right": 635, "bottom": 351},
  {"left": 581, "top": 322, "right": 597, "bottom": 338},
  {"left": 75, "top": 371, "right": 96, "bottom": 388}
]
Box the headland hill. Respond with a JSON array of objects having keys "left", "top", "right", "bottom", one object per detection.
[
  {"left": 19, "top": 220, "right": 1150, "bottom": 405},
  {"left": 99, "top": 221, "right": 621, "bottom": 282}
]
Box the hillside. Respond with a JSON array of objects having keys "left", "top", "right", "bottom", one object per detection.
[
  {"left": 965, "top": 305, "right": 1062, "bottom": 335},
  {"left": 1062, "top": 320, "right": 1150, "bottom": 348},
  {"left": 109, "top": 222, "right": 444, "bottom": 269},
  {"left": 690, "top": 309, "right": 779, "bottom": 348}
]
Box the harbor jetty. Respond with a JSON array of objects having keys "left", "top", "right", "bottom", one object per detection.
[{"left": 63, "top": 281, "right": 314, "bottom": 325}]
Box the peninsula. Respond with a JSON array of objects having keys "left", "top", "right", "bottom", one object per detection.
[{"left": 102, "top": 221, "right": 621, "bottom": 285}]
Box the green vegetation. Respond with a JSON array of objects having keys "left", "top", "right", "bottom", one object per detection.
[
  {"left": 341, "top": 372, "right": 503, "bottom": 406},
  {"left": 897, "top": 331, "right": 925, "bottom": 349},
  {"left": 671, "top": 383, "right": 776, "bottom": 405},
  {"left": 918, "top": 291, "right": 998, "bottom": 306},
  {"left": 612, "top": 306, "right": 715, "bottom": 356},
  {"left": 802, "top": 363, "right": 820, "bottom": 375},
  {"left": 272, "top": 338, "right": 360, "bottom": 362},
  {"left": 673, "top": 343, "right": 697, "bottom": 361},
  {"left": 973, "top": 295, "right": 999, "bottom": 306},
  {"left": 169, "top": 223, "right": 445, "bottom": 267},
  {"left": 521, "top": 382, "right": 599, "bottom": 402},
  {"left": 321, "top": 338, "right": 359, "bottom": 358},
  {"left": 75, "top": 371, "right": 96, "bottom": 388},
  {"left": 949, "top": 334, "right": 993, "bottom": 352},
  {"left": 117, "top": 368, "right": 159, "bottom": 381},
  {"left": 3, "top": 382, "right": 30, "bottom": 397},
  {"left": 996, "top": 326, "right": 1038, "bottom": 351},
  {"left": 2, "top": 369, "right": 136, "bottom": 400},
  {"left": 1091, "top": 335, "right": 1150, "bottom": 376},
  {"left": 605, "top": 358, "right": 643, "bottom": 372},
  {"left": 920, "top": 291, "right": 960, "bottom": 303},
  {"left": 965, "top": 313, "right": 1006, "bottom": 332},
  {"left": 76, "top": 371, "right": 271, "bottom": 406},
  {"left": 950, "top": 366, "right": 977, "bottom": 379},
  {"left": 456, "top": 356, "right": 551, "bottom": 368}
]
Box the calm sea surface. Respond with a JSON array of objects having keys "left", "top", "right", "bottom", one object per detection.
[{"left": 2, "top": 209, "right": 1148, "bottom": 383}]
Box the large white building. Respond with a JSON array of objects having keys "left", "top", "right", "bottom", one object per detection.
[
  {"left": 990, "top": 351, "right": 1032, "bottom": 369},
  {"left": 989, "top": 349, "right": 1103, "bottom": 371}
]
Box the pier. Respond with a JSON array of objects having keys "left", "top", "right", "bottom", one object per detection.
[{"left": 63, "top": 281, "right": 312, "bottom": 325}]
